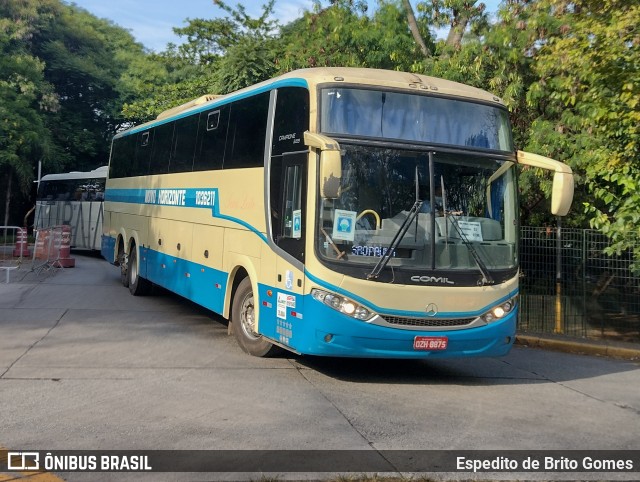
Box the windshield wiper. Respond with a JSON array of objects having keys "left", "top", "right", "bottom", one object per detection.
[
  {"left": 439, "top": 175, "right": 494, "bottom": 285},
  {"left": 446, "top": 214, "right": 495, "bottom": 286},
  {"left": 367, "top": 199, "right": 422, "bottom": 280}
]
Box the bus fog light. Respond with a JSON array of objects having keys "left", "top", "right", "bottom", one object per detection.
[{"left": 324, "top": 334, "right": 334, "bottom": 342}]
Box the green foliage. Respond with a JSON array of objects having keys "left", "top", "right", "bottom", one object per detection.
[
  {"left": 123, "top": 0, "right": 280, "bottom": 120},
  {"left": 0, "top": 0, "right": 59, "bottom": 192},
  {"left": 28, "top": 2, "right": 152, "bottom": 169},
  {"left": 275, "top": 0, "right": 430, "bottom": 72},
  {"left": 523, "top": 0, "right": 640, "bottom": 268}
]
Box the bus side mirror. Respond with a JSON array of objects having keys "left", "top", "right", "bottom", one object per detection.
[
  {"left": 304, "top": 131, "right": 342, "bottom": 199},
  {"left": 517, "top": 150, "right": 574, "bottom": 216}
]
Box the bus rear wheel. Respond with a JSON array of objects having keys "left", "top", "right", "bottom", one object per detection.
[
  {"left": 127, "top": 244, "right": 152, "bottom": 296},
  {"left": 232, "top": 277, "right": 279, "bottom": 357}
]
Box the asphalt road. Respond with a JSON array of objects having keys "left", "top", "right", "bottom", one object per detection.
[{"left": 1, "top": 253, "right": 639, "bottom": 481}]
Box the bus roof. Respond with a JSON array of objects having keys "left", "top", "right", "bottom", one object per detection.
[
  {"left": 117, "top": 67, "right": 506, "bottom": 138},
  {"left": 277, "top": 67, "right": 504, "bottom": 105},
  {"left": 40, "top": 166, "right": 108, "bottom": 182}
]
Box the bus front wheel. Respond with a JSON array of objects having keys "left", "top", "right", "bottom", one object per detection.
[
  {"left": 127, "top": 244, "right": 152, "bottom": 296},
  {"left": 231, "top": 277, "right": 279, "bottom": 357}
]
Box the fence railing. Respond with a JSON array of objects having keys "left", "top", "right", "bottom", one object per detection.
[
  {"left": 519, "top": 226, "right": 640, "bottom": 342},
  {"left": 31, "top": 225, "right": 75, "bottom": 274},
  {"left": 0, "top": 226, "right": 28, "bottom": 283}
]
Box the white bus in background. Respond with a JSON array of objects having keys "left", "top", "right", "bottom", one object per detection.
[{"left": 35, "top": 166, "right": 107, "bottom": 250}]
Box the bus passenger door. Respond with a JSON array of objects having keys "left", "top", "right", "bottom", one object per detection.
[
  {"left": 276, "top": 152, "right": 306, "bottom": 266},
  {"left": 270, "top": 152, "right": 307, "bottom": 348}
]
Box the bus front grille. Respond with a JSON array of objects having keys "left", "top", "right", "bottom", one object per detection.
[{"left": 381, "top": 316, "right": 477, "bottom": 328}]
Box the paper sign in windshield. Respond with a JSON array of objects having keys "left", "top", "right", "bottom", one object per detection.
[
  {"left": 457, "top": 220, "right": 483, "bottom": 242},
  {"left": 332, "top": 209, "right": 357, "bottom": 242}
]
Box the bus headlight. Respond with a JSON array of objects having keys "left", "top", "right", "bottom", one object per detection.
[
  {"left": 482, "top": 296, "right": 517, "bottom": 323},
  {"left": 311, "top": 288, "right": 376, "bottom": 321}
]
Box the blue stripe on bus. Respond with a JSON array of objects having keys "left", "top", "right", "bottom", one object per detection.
[
  {"left": 105, "top": 187, "right": 267, "bottom": 243},
  {"left": 115, "top": 78, "right": 309, "bottom": 139},
  {"left": 144, "top": 247, "right": 226, "bottom": 314}
]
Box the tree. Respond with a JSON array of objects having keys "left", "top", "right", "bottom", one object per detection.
[
  {"left": 402, "top": 0, "right": 430, "bottom": 57},
  {"left": 0, "top": 0, "right": 59, "bottom": 225},
  {"left": 276, "top": 0, "right": 431, "bottom": 72},
  {"left": 1, "top": 0, "right": 155, "bottom": 225},
  {"left": 524, "top": 0, "right": 640, "bottom": 268},
  {"left": 30, "top": 2, "right": 152, "bottom": 170},
  {"left": 123, "top": 0, "right": 280, "bottom": 121}
]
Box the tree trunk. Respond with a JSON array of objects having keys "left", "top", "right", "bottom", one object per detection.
[
  {"left": 445, "top": 20, "right": 468, "bottom": 50},
  {"left": 402, "top": 0, "right": 431, "bottom": 58}
]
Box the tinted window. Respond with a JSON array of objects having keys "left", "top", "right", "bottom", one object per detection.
[
  {"left": 133, "top": 130, "right": 152, "bottom": 176},
  {"left": 38, "top": 178, "right": 105, "bottom": 201},
  {"left": 321, "top": 88, "right": 513, "bottom": 152},
  {"left": 272, "top": 87, "right": 310, "bottom": 155},
  {"left": 170, "top": 115, "right": 199, "bottom": 173},
  {"left": 224, "top": 92, "right": 270, "bottom": 169},
  {"left": 150, "top": 122, "right": 174, "bottom": 175},
  {"left": 194, "top": 105, "right": 229, "bottom": 172},
  {"left": 109, "top": 134, "right": 137, "bottom": 178}
]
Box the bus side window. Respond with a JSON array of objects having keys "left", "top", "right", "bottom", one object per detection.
[
  {"left": 110, "top": 134, "right": 137, "bottom": 178},
  {"left": 134, "top": 130, "right": 153, "bottom": 176},
  {"left": 272, "top": 87, "right": 309, "bottom": 156},
  {"left": 170, "top": 115, "right": 199, "bottom": 173},
  {"left": 224, "top": 92, "right": 269, "bottom": 169},
  {"left": 150, "top": 121, "right": 174, "bottom": 175},
  {"left": 194, "top": 105, "right": 229, "bottom": 172}
]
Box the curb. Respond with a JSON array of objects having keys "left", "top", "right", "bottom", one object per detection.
[{"left": 516, "top": 335, "right": 640, "bottom": 361}]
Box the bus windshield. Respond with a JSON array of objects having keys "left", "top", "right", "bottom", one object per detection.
[
  {"left": 316, "top": 144, "right": 518, "bottom": 284},
  {"left": 321, "top": 87, "right": 513, "bottom": 152}
]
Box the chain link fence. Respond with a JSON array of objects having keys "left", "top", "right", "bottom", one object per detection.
[{"left": 519, "top": 226, "right": 640, "bottom": 342}]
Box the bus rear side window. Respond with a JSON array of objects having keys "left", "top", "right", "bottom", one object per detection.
[
  {"left": 150, "top": 121, "right": 174, "bottom": 175},
  {"left": 110, "top": 134, "right": 137, "bottom": 178}
]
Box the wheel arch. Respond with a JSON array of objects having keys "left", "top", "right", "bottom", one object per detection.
[
  {"left": 224, "top": 257, "right": 260, "bottom": 324},
  {"left": 127, "top": 231, "right": 141, "bottom": 256}
]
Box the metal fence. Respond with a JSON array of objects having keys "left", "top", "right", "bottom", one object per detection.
[
  {"left": 0, "top": 226, "right": 27, "bottom": 283},
  {"left": 519, "top": 226, "right": 640, "bottom": 342}
]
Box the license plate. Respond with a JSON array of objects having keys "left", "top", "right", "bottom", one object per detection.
[{"left": 413, "top": 336, "right": 448, "bottom": 351}]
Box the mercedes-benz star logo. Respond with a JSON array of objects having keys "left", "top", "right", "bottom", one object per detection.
[{"left": 425, "top": 303, "right": 438, "bottom": 317}]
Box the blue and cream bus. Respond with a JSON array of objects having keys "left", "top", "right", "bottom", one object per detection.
[{"left": 102, "top": 67, "right": 573, "bottom": 358}]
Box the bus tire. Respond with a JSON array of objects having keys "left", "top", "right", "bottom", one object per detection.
[
  {"left": 128, "top": 244, "right": 151, "bottom": 296},
  {"left": 231, "top": 277, "right": 279, "bottom": 357},
  {"left": 118, "top": 243, "right": 129, "bottom": 288}
]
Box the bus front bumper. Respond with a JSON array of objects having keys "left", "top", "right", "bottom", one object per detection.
[{"left": 294, "top": 304, "right": 517, "bottom": 359}]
